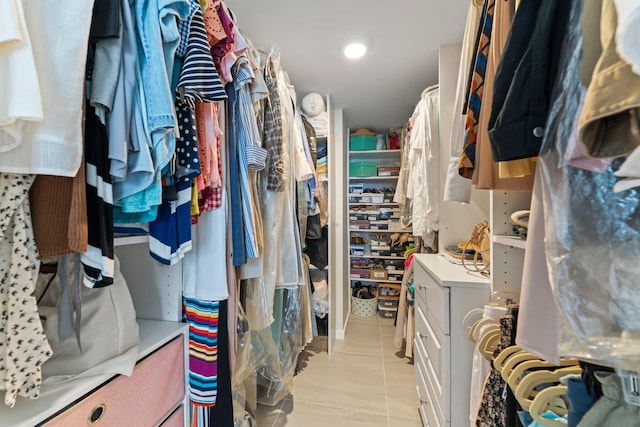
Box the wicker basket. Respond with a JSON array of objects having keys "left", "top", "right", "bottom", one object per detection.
[{"left": 351, "top": 295, "right": 378, "bottom": 317}]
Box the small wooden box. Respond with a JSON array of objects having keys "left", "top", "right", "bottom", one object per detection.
[{"left": 370, "top": 269, "right": 388, "bottom": 280}]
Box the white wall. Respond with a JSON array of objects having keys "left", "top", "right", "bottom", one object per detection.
[
  {"left": 438, "top": 43, "right": 490, "bottom": 253},
  {"left": 329, "top": 108, "right": 348, "bottom": 342}
]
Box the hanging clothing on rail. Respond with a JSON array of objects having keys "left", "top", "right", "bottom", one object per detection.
[
  {"left": 458, "top": 0, "right": 495, "bottom": 179},
  {"left": 82, "top": 103, "right": 115, "bottom": 288},
  {"left": 0, "top": 0, "right": 43, "bottom": 153},
  {"left": 472, "top": 0, "right": 535, "bottom": 191},
  {"left": 443, "top": 2, "right": 482, "bottom": 203},
  {"left": 0, "top": 0, "right": 94, "bottom": 177},
  {"left": 488, "top": 0, "right": 572, "bottom": 162},
  {"left": 538, "top": 0, "right": 640, "bottom": 371},
  {"left": 406, "top": 85, "right": 439, "bottom": 247},
  {"left": 110, "top": 0, "right": 155, "bottom": 203},
  {"left": 184, "top": 298, "right": 220, "bottom": 426},
  {"left": 0, "top": 174, "right": 53, "bottom": 407}
]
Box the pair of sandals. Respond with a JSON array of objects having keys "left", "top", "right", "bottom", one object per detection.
[
  {"left": 362, "top": 187, "right": 395, "bottom": 194},
  {"left": 388, "top": 232, "right": 410, "bottom": 247}
]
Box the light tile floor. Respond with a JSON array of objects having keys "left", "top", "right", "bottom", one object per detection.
[{"left": 254, "top": 314, "right": 421, "bottom": 427}]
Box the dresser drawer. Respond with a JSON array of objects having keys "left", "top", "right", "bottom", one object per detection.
[
  {"left": 414, "top": 263, "right": 429, "bottom": 309},
  {"left": 415, "top": 334, "right": 446, "bottom": 425},
  {"left": 43, "top": 336, "right": 185, "bottom": 427},
  {"left": 415, "top": 305, "right": 446, "bottom": 394},
  {"left": 424, "top": 273, "right": 450, "bottom": 335},
  {"left": 416, "top": 363, "right": 442, "bottom": 427}
]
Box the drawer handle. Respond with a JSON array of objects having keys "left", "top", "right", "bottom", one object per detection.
[
  {"left": 418, "top": 284, "right": 427, "bottom": 290},
  {"left": 88, "top": 404, "right": 106, "bottom": 425},
  {"left": 418, "top": 332, "right": 427, "bottom": 340},
  {"left": 420, "top": 398, "right": 429, "bottom": 406}
]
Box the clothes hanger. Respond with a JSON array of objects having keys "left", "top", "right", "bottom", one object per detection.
[
  {"left": 507, "top": 357, "right": 579, "bottom": 392},
  {"left": 478, "top": 327, "right": 501, "bottom": 361},
  {"left": 528, "top": 385, "right": 571, "bottom": 427},
  {"left": 493, "top": 345, "right": 524, "bottom": 372},
  {"left": 463, "top": 308, "right": 486, "bottom": 341},
  {"left": 468, "top": 318, "right": 483, "bottom": 342},
  {"left": 514, "top": 365, "right": 581, "bottom": 412},
  {"left": 500, "top": 352, "right": 542, "bottom": 382},
  {"left": 469, "top": 317, "right": 499, "bottom": 342}
]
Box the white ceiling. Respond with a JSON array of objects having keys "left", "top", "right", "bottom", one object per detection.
[{"left": 225, "top": 0, "right": 469, "bottom": 131}]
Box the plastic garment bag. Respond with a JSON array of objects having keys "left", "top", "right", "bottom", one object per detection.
[
  {"left": 255, "top": 287, "right": 303, "bottom": 405},
  {"left": 539, "top": 0, "right": 640, "bottom": 370}
]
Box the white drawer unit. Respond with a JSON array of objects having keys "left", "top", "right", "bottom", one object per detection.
[{"left": 413, "top": 254, "right": 490, "bottom": 427}]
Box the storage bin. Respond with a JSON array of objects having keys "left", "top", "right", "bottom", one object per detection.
[
  {"left": 378, "top": 305, "right": 396, "bottom": 319},
  {"left": 349, "top": 161, "right": 378, "bottom": 177},
  {"left": 350, "top": 135, "right": 377, "bottom": 151},
  {"left": 370, "top": 269, "right": 388, "bottom": 280},
  {"left": 351, "top": 295, "right": 378, "bottom": 317},
  {"left": 378, "top": 297, "right": 399, "bottom": 309}
]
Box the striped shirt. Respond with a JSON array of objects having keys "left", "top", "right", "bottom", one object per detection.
[
  {"left": 233, "top": 56, "right": 267, "bottom": 259},
  {"left": 177, "top": 8, "right": 227, "bottom": 105},
  {"left": 82, "top": 103, "right": 114, "bottom": 288}
]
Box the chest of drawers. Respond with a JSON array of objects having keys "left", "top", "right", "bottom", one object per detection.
[
  {"left": 0, "top": 320, "right": 188, "bottom": 427},
  {"left": 413, "top": 254, "right": 489, "bottom": 427}
]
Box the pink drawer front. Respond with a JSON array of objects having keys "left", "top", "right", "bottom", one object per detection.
[{"left": 43, "top": 336, "right": 185, "bottom": 427}]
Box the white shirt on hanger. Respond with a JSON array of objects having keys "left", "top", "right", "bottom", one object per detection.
[
  {"left": 407, "top": 85, "right": 440, "bottom": 244},
  {"left": 443, "top": 3, "right": 482, "bottom": 203},
  {"left": 0, "top": 0, "right": 43, "bottom": 153},
  {"left": 0, "top": 0, "right": 94, "bottom": 176}
]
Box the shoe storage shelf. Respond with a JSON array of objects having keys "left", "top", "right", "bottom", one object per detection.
[{"left": 347, "top": 130, "right": 412, "bottom": 318}]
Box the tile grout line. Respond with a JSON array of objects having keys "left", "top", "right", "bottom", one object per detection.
[{"left": 379, "top": 318, "right": 391, "bottom": 427}]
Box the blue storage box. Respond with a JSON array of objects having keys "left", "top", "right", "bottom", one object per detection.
[
  {"left": 349, "top": 161, "right": 378, "bottom": 177},
  {"left": 350, "top": 135, "right": 377, "bottom": 151}
]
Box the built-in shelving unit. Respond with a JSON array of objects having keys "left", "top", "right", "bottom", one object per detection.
[
  {"left": 346, "top": 131, "right": 411, "bottom": 321},
  {"left": 493, "top": 235, "right": 527, "bottom": 250}
]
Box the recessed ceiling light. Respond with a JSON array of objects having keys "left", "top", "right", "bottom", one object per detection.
[
  {"left": 343, "top": 36, "right": 370, "bottom": 59},
  {"left": 344, "top": 42, "right": 367, "bottom": 59}
]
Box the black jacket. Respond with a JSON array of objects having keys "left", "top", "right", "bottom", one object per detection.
[{"left": 488, "top": 0, "right": 573, "bottom": 161}]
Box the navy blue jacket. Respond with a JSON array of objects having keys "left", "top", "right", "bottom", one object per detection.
[{"left": 488, "top": 0, "right": 573, "bottom": 161}]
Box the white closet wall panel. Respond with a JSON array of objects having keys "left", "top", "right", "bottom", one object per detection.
[
  {"left": 329, "top": 107, "right": 348, "bottom": 340},
  {"left": 115, "top": 244, "right": 183, "bottom": 322},
  {"left": 437, "top": 43, "right": 489, "bottom": 253}
]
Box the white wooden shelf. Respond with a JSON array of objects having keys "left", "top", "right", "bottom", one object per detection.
[
  {"left": 348, "top": 176, "right": 399, "bottom": 181},
  {"left": 349, "top": 278, "right": 403, "bottom": 284},
  {"left": 350, "top": 254, "right": 405, "bottom": 260},
  {"left": 349, "top": 228, "right": 410, "bottom": 233},
  {"left": 114, "top": 235, "right": 149, "bottom": 247},
  {"left": 348, "top": 202, "right": 399, "bottom": 206},
  {"left": 348, "top": 149, "right": 402, "bottom": 158},
  {"left": 493, "top": 235, "right": 527, "bottom": 250}
]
